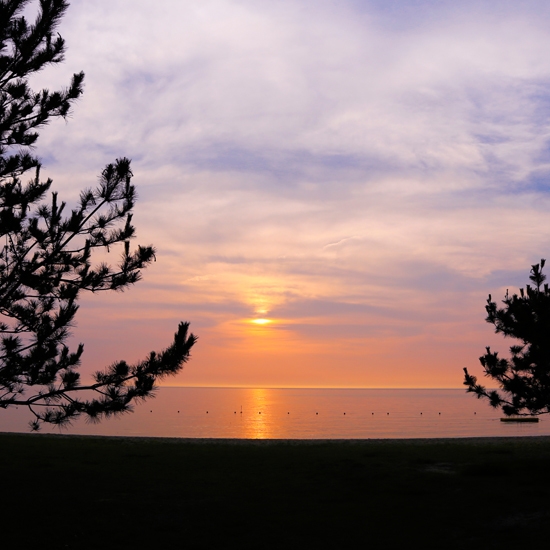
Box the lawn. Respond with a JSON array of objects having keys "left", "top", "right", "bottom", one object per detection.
[{"left": 1, "top": 433, "right": 549, "bottom": 549}]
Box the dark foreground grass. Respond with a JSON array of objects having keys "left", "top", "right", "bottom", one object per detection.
[{"left": 1, "top": 434, "right": 550, "bottom": 549}]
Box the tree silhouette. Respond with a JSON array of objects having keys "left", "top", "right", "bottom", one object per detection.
[
  {"left": 0, "top": 0, "right": 196, "bottom": 430},
  {"left": 464, "top": 260, "right": 550, "bottom": 416}
]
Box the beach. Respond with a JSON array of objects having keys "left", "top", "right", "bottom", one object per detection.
[{"left": 2, "top": 432, "right": 549, "bottom": 549}]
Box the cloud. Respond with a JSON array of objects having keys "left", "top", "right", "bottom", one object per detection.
[
  {"left": 23, "top": 0, "right": 550, "bottom": 386},
  {"left": 35, "top": 1, "right": 550, "bottom": 183}
]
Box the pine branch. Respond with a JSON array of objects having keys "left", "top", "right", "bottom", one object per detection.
[
  {"left": 1, "top": 323, "right": 197, "bottom": 430},
  {"left": 0, "top": 1, "right": 198, "bottom": 429},
  {"left": 464, "top": 260, "right": 550, "bottom": 416}
]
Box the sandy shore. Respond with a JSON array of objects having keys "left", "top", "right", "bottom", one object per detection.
[{"left": 6, "top": 431, "right": 550, "bottom": 446}]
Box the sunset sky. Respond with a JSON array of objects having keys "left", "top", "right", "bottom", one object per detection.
[{"left": 27, "top": 0, "right": 550, "bottom": 388}]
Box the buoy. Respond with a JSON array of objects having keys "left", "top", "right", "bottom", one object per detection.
[
  {"left": 344, "top": 412, "right": 346, "bottom": 415},
  {"left": 259, "top": 411, "right": 261, "bottom": 414},
  {"left": 178, "top": 411, "right": 180, "bottom": 413},
  {"left": 316, "top": 412, "right": 318, "bottom": 415},
  {"left": 206, "top": 411, "right": 208, "bottom": 414},
  {"left": 387, "top": 412, "right": 389, "bottom": 415},
  {"left": 420, "top": 412, "right": 422, "bottom": 415},
  {"left": 287, "top": 412, "right": 290, "bottom": 414}
]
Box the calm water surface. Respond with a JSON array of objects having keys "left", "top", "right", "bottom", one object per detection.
[{"left": 2, "top": 387, "right": 549, "bottom": 439}]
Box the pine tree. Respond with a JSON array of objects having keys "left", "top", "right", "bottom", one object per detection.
[
  {"left": 0, "top": 0, "right": 196, "bottom": 430},
  {"left": 464, "top": 260, "right": 550, "bottom": 416}
]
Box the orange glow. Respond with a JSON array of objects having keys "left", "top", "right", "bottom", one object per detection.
[
  {"left": 74, "top": 259, "right": 499, "bottom": 390},
  {"left": 241, "top": 388, "right": 271, "bottom": 439}
]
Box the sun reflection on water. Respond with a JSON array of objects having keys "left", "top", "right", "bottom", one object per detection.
[{"left": 242, "top": 388, "right": 272, "bottom": 439}]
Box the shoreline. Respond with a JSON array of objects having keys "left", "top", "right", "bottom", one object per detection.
[{"left": 4, "top": 431, "right": 550, "bottom": 445}]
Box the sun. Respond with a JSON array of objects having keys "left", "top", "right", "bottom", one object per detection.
[{"left": 251, "top": 318, "right": 272, "bottom": 325}]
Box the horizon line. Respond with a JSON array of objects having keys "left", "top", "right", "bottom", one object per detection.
[{"left": 158, "top": 385, "right": 476, "bottom": 390}]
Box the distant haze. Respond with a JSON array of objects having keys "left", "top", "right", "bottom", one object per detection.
[{"left": 28, "top": 0, "right": 550, "bottom": 388}]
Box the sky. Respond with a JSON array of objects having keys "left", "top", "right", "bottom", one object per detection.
[{"left": 24, "top": 0, "right": 550, "bottom": 388}]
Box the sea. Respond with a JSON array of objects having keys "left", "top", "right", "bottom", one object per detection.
[{"left": 1, "top": 387, "right": 549, "bottom": 439}]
